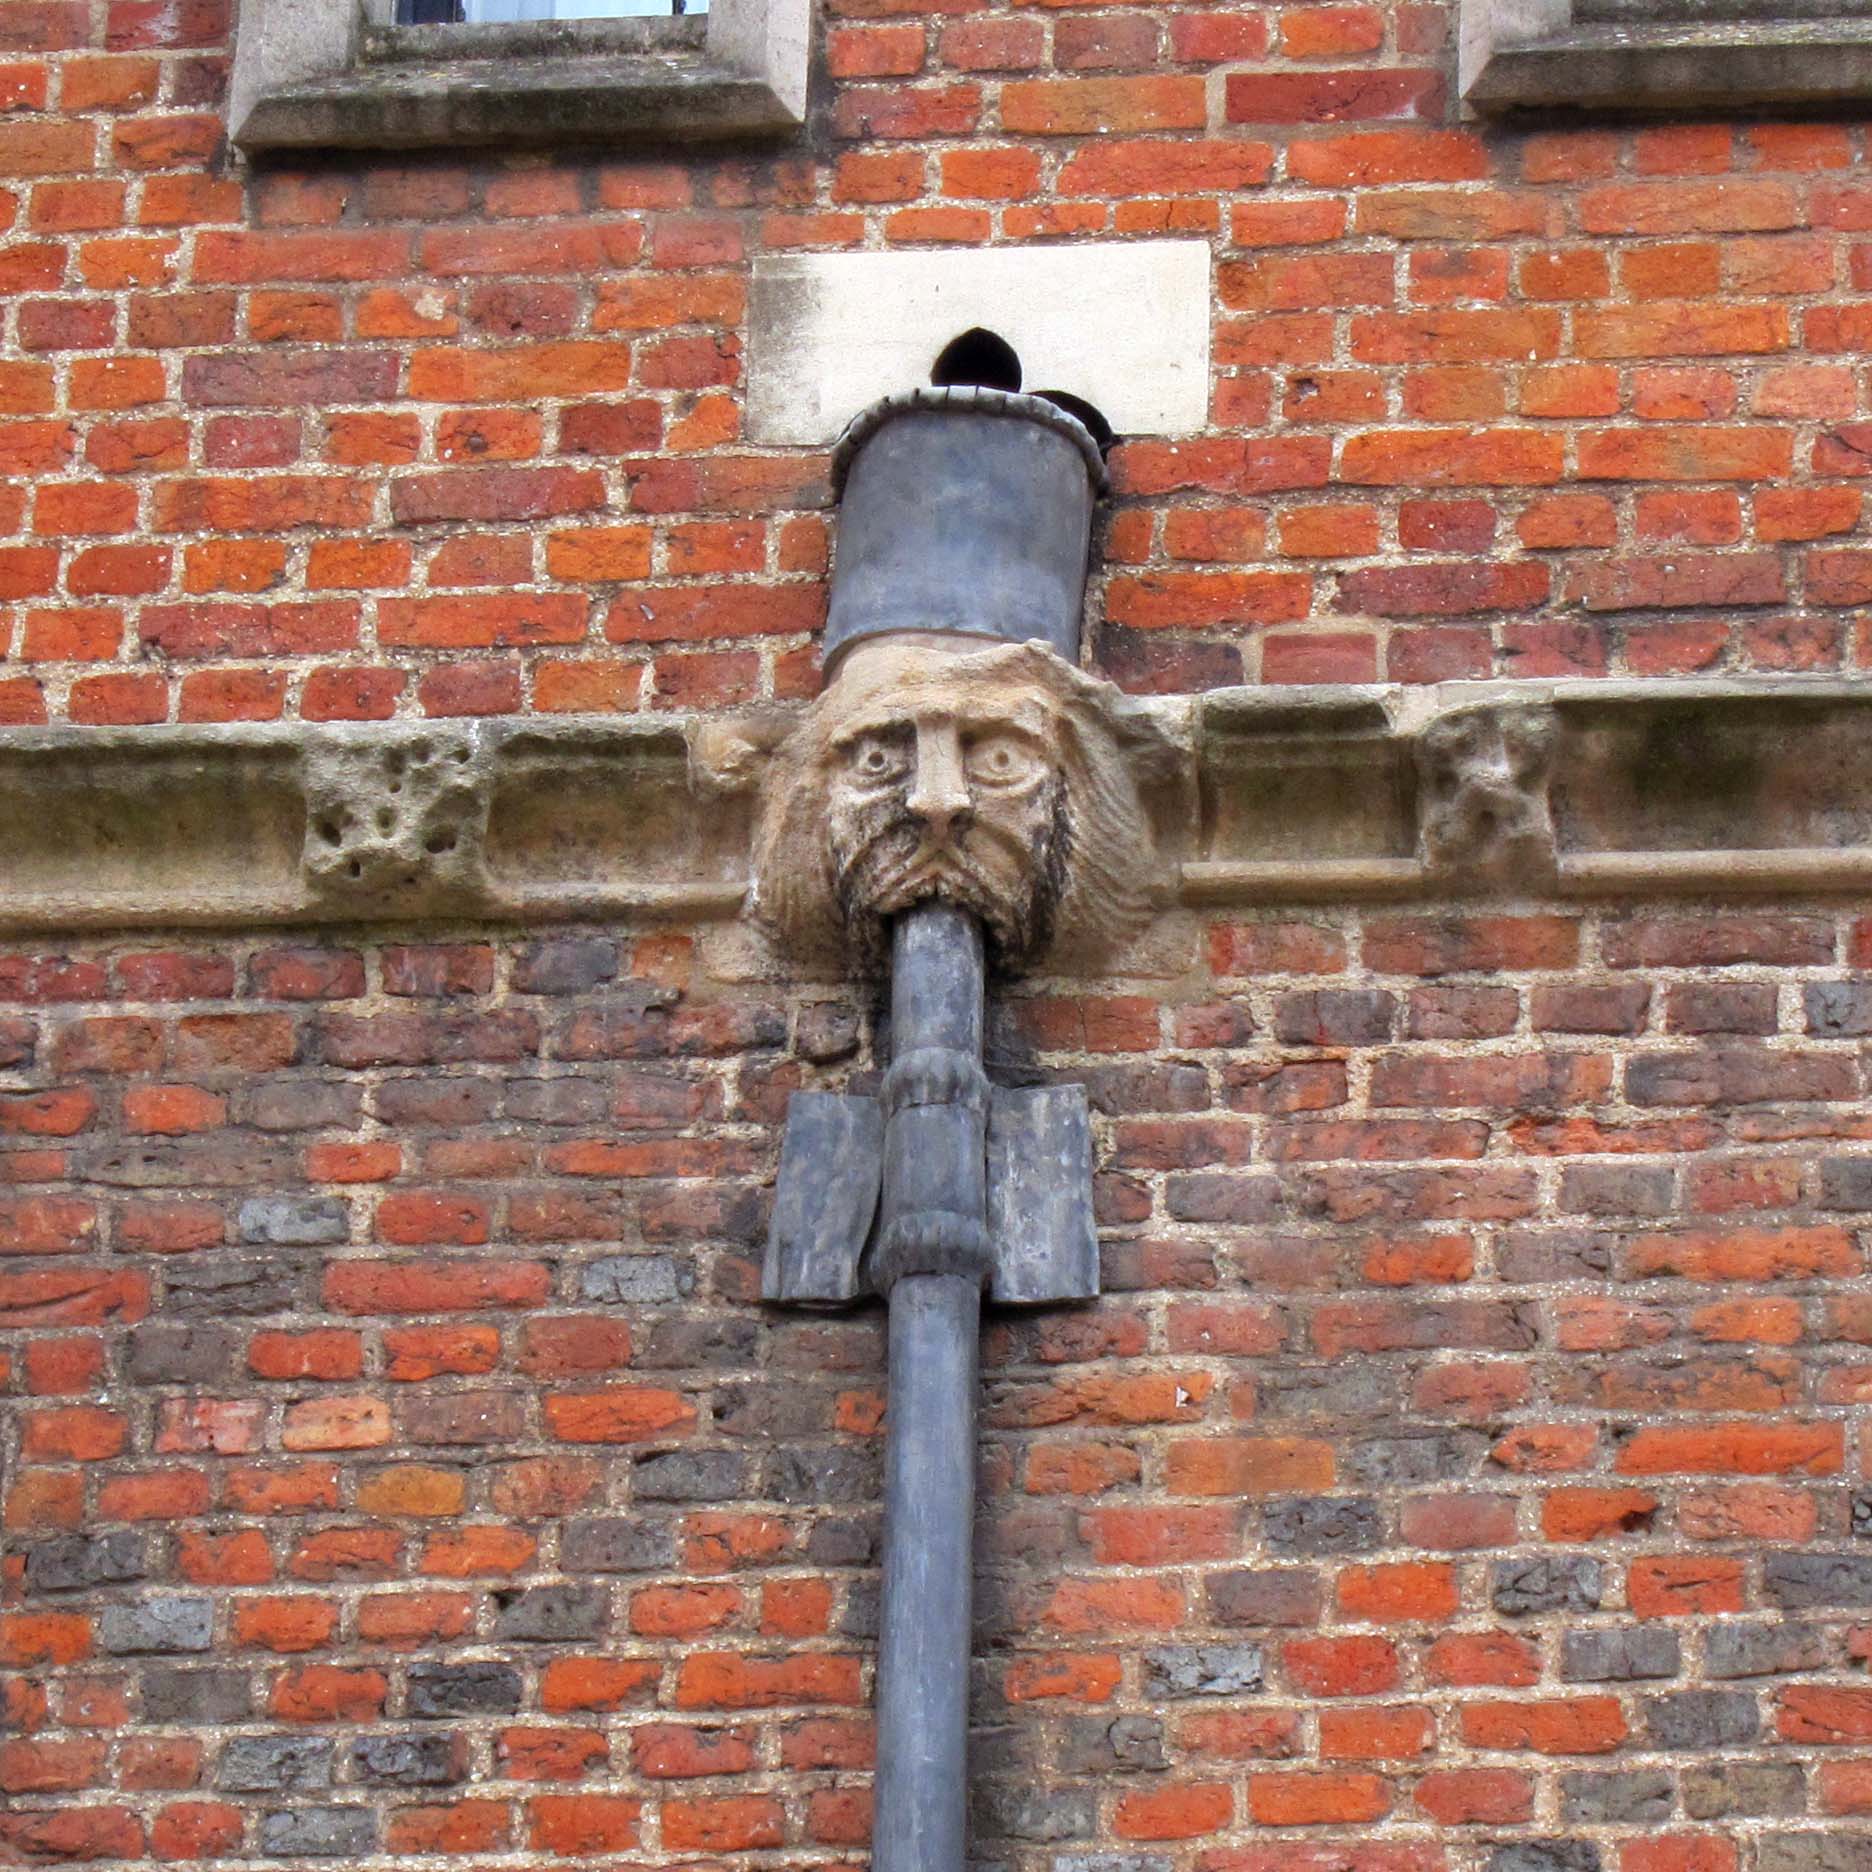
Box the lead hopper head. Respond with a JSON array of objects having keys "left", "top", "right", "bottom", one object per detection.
[{"left": 822, "top": 386, "right": 1109, "bottom": 674}]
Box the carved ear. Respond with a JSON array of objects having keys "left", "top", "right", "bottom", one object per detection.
[{"left": 690, "top": 709, "right": 795, "bottom": 795}]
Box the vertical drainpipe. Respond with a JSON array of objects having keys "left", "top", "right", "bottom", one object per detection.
[
  {"left": 872, "top": 901, "right": 988, "bottom": 1872},
  {"left": 770, "top": 384, "right": 1111, "bottom": 1872}
]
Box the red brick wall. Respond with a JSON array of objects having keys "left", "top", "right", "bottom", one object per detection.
[
  {"left": 5, "top": 5, "right": 1872, "bottom": 1872},
  {"left": 1, "top": 4, "right": 1870, "bottom": 712},
  {"left": 5, "top": 914, "right": 1872, "bottom": 1870}
]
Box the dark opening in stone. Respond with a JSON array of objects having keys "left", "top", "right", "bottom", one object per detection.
[{"left": 931, "top": 327, "right": 1022, "bottom": 393}]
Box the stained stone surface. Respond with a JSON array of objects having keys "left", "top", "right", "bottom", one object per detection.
[{"left": 14, "top": 680, "right": 1872, "bottom": 941}]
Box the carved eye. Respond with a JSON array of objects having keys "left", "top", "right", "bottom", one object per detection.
[
  {"left": 846, "top": 733, "right": 909, "bottom": 786},
  {"left": 965, "top": 734, "right": 1041, "bottom": 788}
]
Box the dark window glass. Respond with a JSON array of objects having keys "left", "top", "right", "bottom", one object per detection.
[{"left": 394, "top": 0, "right": 702, "bottom": 19}]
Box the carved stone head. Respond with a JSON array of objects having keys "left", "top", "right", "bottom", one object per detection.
[{"left": 745, "top": 638, "right": 1175, "bottom": 969}]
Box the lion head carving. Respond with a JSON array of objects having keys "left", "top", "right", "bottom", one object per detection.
[{"left": 739, "top": 639, "right": 1177, "bottom": 970}]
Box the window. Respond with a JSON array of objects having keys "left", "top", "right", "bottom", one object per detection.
[
  {"left": 395, "top": 0, "right": 705, "bottom": 19},
  {"left": 230, "top": 0, "right": 801, "bottom": 151},
  {"left": 1461, "top": 0, "right": 1872, "bottom": 111}
]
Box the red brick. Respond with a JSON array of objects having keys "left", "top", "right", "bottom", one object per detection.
[
  {"left": 1116, "top": 1783, "right": 1234, "bottom": 1838},
  {"left": 1461, "top": 1697, "right": 1627, "bottom": 1754},
  {"left": 1249, "top": 1772, "right": 1389, "bottom": 1826}
]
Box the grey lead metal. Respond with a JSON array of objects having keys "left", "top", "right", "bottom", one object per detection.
[
  {"left": 822, "top": 388, "right": 1107, "bottom": 674},
  {"left": 874, "top": 902, "right": 986, "bottom": 1872},
  {"left": 766, "top": 901, "right": 1100, "bottom": 1872},
  {"left": 762, "top": 384, "right": 1109, "bottom": 1872}
]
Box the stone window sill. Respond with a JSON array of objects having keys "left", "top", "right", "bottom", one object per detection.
[
  {"left": 1461, "top": 2, "right": 1872, "bottom": 111},
  {"left": 230, "top": 0, "right": 807, "bottom": 152}
]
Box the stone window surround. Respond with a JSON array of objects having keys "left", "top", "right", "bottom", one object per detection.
[
  {"left": 1461, "top": 0, "right": 1872, "bottom": 111},
  {"left": 228, "top": 0, "right": 808, "bottom": 151}
]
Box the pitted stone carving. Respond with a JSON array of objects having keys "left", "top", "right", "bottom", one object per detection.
[
  {"left": 302, "top": 731, "right": 491, "bottom": 907},
  {"left": 1417, "top": 702, "right": 1558, "bottom": 888},
  {"left": 740, "top": 639, "right": 1179, "bottom": 970},
  {"left": 20, "top": 679, "right": 1872, "bottom": 941}
]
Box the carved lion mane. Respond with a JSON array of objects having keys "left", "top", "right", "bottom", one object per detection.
[{"left": 742, "top": 641, "right": 1177, "bottom": 971}]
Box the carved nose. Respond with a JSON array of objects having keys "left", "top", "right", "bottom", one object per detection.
[{"left": 908, "top": 728, "right": 971, "bottom": 840}]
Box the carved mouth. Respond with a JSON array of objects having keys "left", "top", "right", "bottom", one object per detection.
[{"left": 832, "top": 814, "right": 1056, "bottom": 964}]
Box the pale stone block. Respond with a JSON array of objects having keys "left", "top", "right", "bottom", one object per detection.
[{"left": 747, "top": 243, "right": 1212, "bottom": 444}]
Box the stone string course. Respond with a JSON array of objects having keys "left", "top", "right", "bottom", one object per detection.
[{"left": 4, "top": 907, "right": 1872, "bottom": 1870}]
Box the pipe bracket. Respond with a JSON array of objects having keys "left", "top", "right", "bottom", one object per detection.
[
  {"left": 870, "top": 1209, "right": 995, "bottom": 1290},
  {"left": 882, "top": 1047, "right": 991, "bottom": 1118}
]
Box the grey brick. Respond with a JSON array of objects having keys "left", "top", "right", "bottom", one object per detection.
[
  {"left": 80, "top": 1136, "right": 295, "bottom": 1188},
  {"left": 164, "top": 1255, "right": 302, "bottom": 1316},
  {"left": 1644, "top": 1690, "right": 1759, "bottom": 1750},
  {"left": 101, "top": 1596, "right": 213, "bottom": 1655},
  {"left": 1560, "top": 1771, "right": 1673, "bottom": 1825},
  {"left": 217, "top": 1736, "right": 331, "bottom": 1793},
  {"left": 238, "top": 1195, "right": 347, "bottom": 1245},
  {"left": 502, "top": 1077, "right": 606, "bottom": 1125},
  {"left": 580, "top": 1254, "right": 690, "bottom": 1305},
  {"left": 1207, "top": 1568, "right": 1322, "bottom": 1628},
  {"left": 247, "top": 1080, "right": 359, "bottom": 1132},
  {"left": 1087, "top": 1063, "right": 1210, "bottom": 1117},
  {"left": 765, "top": 1444, "right": 881, "bottom": 1504},
  {"left": 1058, "top": 1715, "right": 1167, "bottom": 1776},
  {"left": 1805, "top": 982, "right": 1872, "bottom": 1036},
  {"left": 26, "top": 1530, "right": 146, "bottom": 1594},
  {"left": 1054, "top": 1858, "right": 1171, "bottom": 1872},
  {"left": 561, "top": 1515, "right": 677, "bottom": 1574},
  {"left": 1164, "top": 1174, "right": 1280, "bottom": 1225},
  {"left": 1497, "top": 1229, "right": 1613, "bottom": 1283},
  {"left": 1489, "top": 1848, "right": 1601, "bottom": 1872},
  {"left": 514, "top": 938, "right": 618, "bottom": 995},
  {"left": 492, "top": 1584, "right": 608, "bottom": 1643},
  {"left": 840, "top": 1578, "right": 879, "bottom": 1641},
  {"left": 635, "top": 1317, "right": 760, "bottom": 1370},
  {"left": 126, "top": 1322, "right": 238, "bottom": 1384},
  {"left": 1262, "top": 1497, "right": 1384, "bottom": 1556},
  {"left": 1561, "top": 1162, "right": 1675, "bottom": 1216},
  {"left": 1143, "top": 1644, "right": 1264, "bottom": 1699},
  {"left": 1560, "top": 1627, "right": 1679, "bottom": 1683},
  {"left": 632, "top": 1449, "right": 748, "bottom": 1501},
  {"left": 1758, "top": 1836, "right": 1872, "bottom": 1872},
  {"left": 1854, "top": 1492, "right": 1872, "bottom": 1538},
  {"left": 259, "top": 1808, "right": 376, "bottom": 1857},
  {"left": 1492, "top": 1555, "right": 1602, "bottom": 1616},
  {"left": 1683, "top": 1761, "right": 1804, "bottom": 1819},
  {"left": 1342, "top": 1431, "right": 1486, "bottom": 1487},
  {"left": 349, "top": 1733, "right": 464, "bottom": 1787},
  {"left": 1274, "top": 989, "right": 1396, "bottom": 1046},
  {"left": 1764, "top": 1552, "right": 1872, "bottom": 1609},
  {"left": 399, "top": 1389, "right": 525, "bottom": 1446},
  {"left": 407, "top": 1661, "right": 521, "bottom": 1718},
  {"left": 1820, "top": 1159, "right": 1872, "bottom": 1210},
  {"left": 1704, "top": 1622, "right": 1828, "bottom": 1679},
  {"left": 373, "top": 1076, "right": 497, "bottom": 1127},
  {"left": 715, "top": 1377, "right": 832, "bottom": 1441},
  {"left": 1255, "top": 1364, "right": 1399, "bottom": 1427},
  {"left": 807, "top": 1516, "right": 879, "bottom": 1569},
  {"left": 141, "top": 1667, "right": 252, "bottom": 1725},
  {"left": 973, "top": 1785, "right": 1095, "bottom": 1844},
  {"left": 797, "top": 1000, "right": 863, "bottom": 1062}
]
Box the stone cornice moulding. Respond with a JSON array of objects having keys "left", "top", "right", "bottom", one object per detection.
[
  {"left": 1459, "top": 0, "right": 1872, "bottom": 113},
  {"left": 5, "top": 677, "right": 1872, "bottom": 942},
  {"left": 227, "top": 0, "right": 808, "bottom": 153},
  {"left": 0, "top": 719, "right": 750, "bottom": 935}
]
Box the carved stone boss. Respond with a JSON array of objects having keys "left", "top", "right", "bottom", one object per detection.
[{"left": 753, "top": 388, "right": 1161, "bottom": 1872}]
